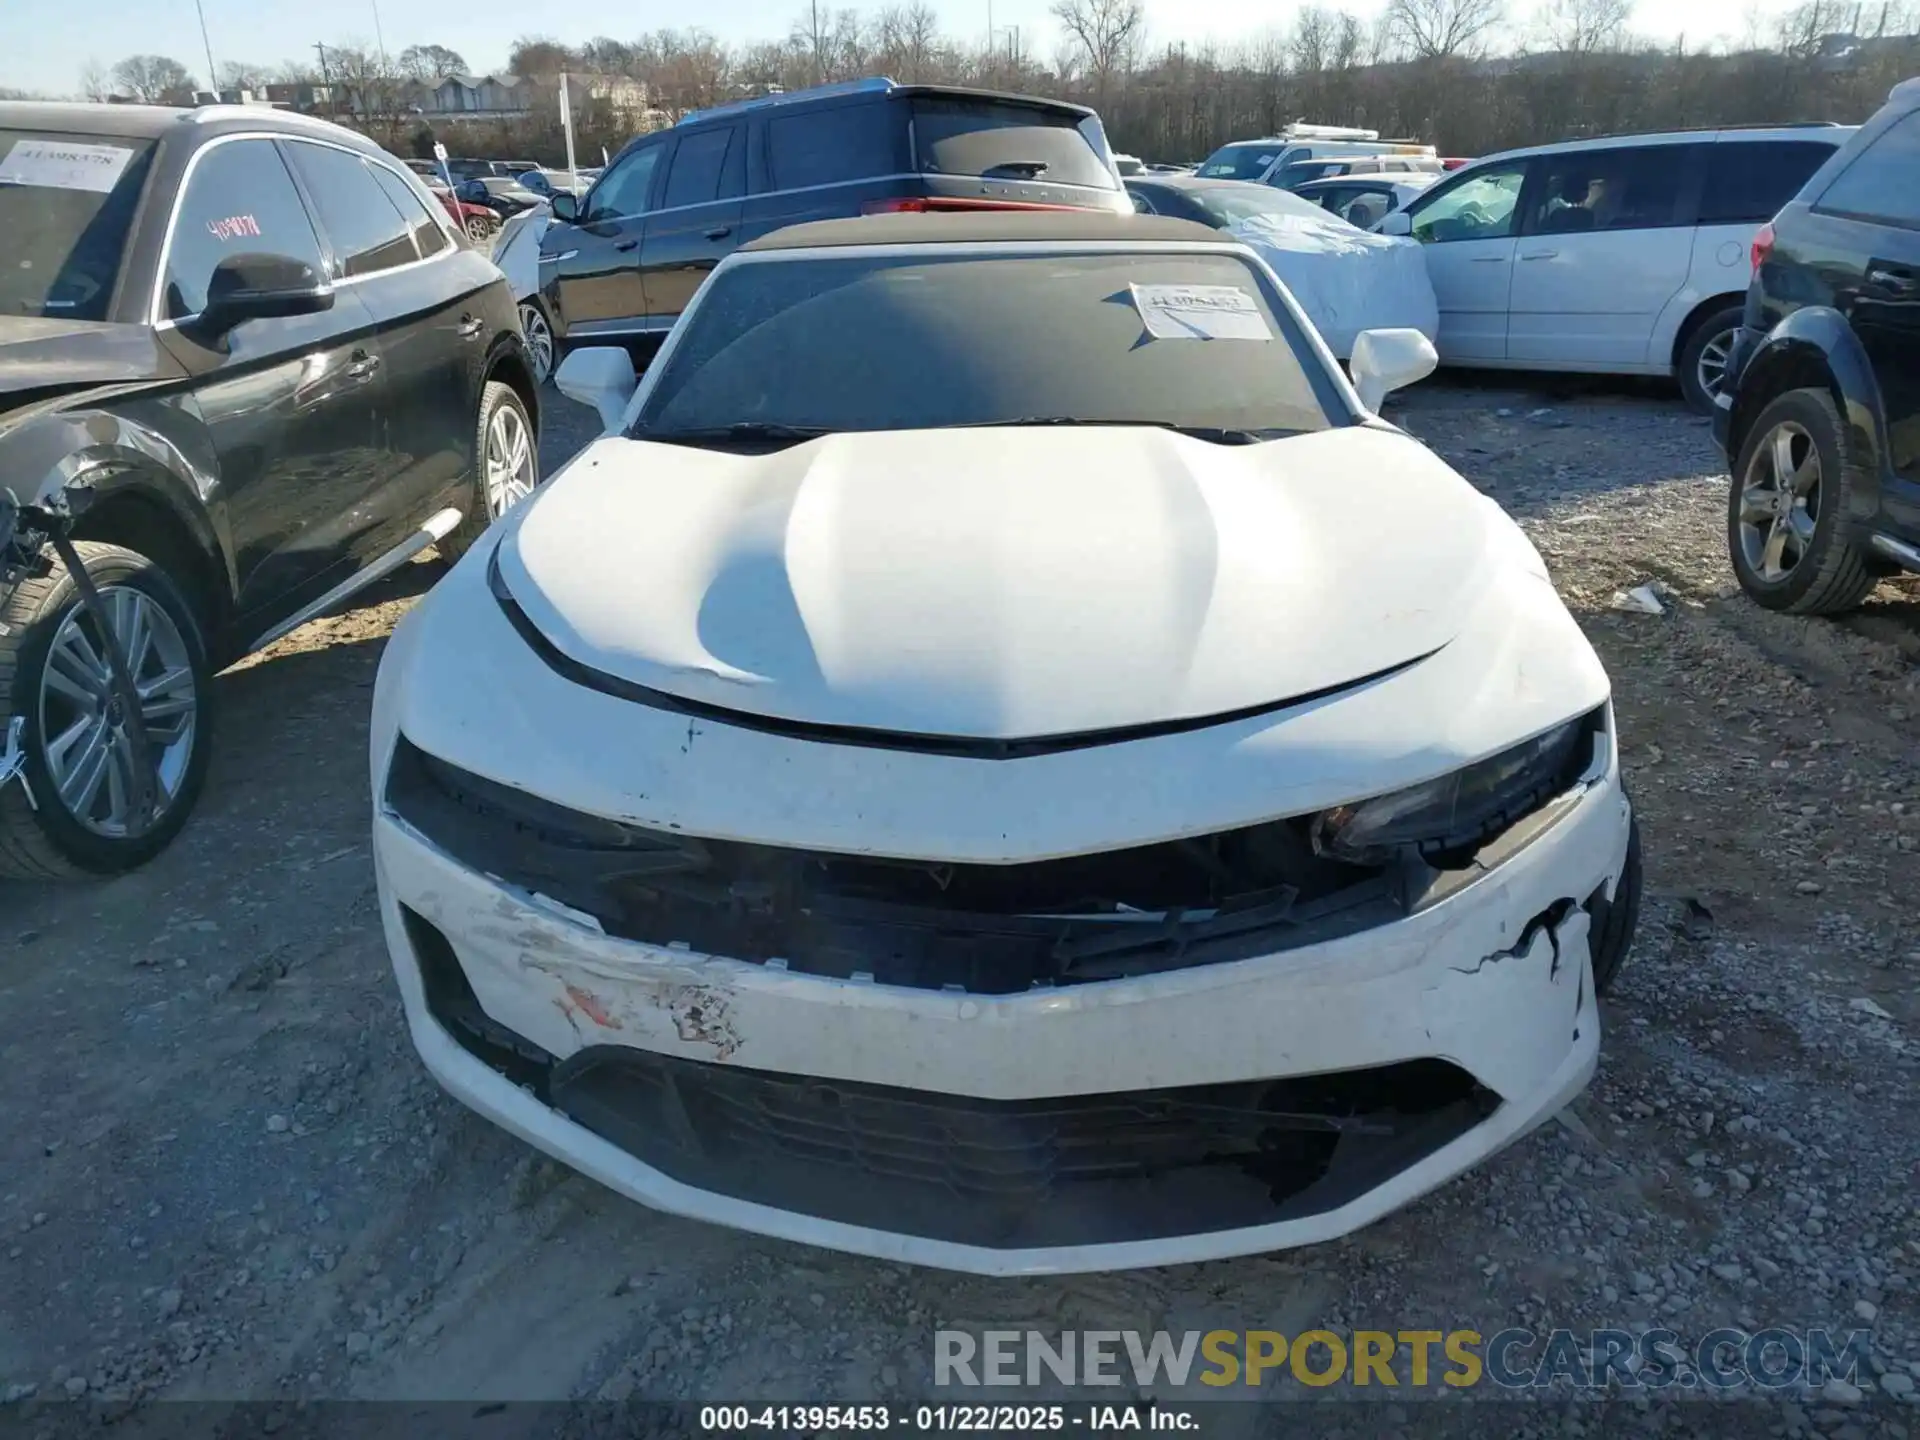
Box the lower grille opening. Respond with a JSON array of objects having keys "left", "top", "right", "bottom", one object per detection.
[
  {"left": 384, "top": 737, "right": 1404, "bottom": 994},
  {"left": 404, "top": 906, "right": 555, "bottom": 1098},
  {"left": 399, "top": 906, "right": 1500, "bottom": 1249},
  {"left": 548, "top": 1048, "right": 1497, "bottom": 1249}
]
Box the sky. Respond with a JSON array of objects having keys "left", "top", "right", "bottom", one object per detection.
[{"left": 5, "top": 0, "right": 1812, "bottom": 100}]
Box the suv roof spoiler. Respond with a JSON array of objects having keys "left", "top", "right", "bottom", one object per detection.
[{"left": 679, "top": 76, "right": 898, "bottom": 127}]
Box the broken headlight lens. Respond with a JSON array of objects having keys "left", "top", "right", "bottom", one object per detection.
[{"left": 1312, "top": 712, "right": 1595, "bottom": 867}]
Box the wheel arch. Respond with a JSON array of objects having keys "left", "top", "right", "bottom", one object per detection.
[
  {"left": 1667, "top": 291, "right": 1746, "bottom": 371},
  {"left": 1727, "top": 308, "right": 1887, "bottom": 513},
  {"left": 0, "top": 406, "right": 234, "bottom": 642},
  {"left": 484, "top": 343, "right": 540, "bottom": 438}
]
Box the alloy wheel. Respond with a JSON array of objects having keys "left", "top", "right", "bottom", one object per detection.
[
  {"left": 1736, "top": 420, "right": 1821, "bottom": 583},
  {"left": 1695, "top": 326, "right": 1736, "bottom": 404},
  {"left": 483, "top": 402, "right": 537, "bottom": 519},
  {"left": 37, "top": 585, "right": 198, "bottom": 839},
  {"left": 466, "top": 215, "right": 495, "bottom": 243},
  {"left": 519, "top": 302, "right": 554, "bottom": 384}
]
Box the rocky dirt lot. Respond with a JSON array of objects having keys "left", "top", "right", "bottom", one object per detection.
[{"left": 1, "top": 375, "right": 1916, "bottom": 1434}]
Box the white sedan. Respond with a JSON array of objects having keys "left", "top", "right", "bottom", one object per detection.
[{"left": 370, "top": 211, "right": 1639, "bottom": 1276}]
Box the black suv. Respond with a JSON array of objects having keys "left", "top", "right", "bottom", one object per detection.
[
  {"left": 0, "top": 102, "right": 539, "bottom": 879},
  {"left": 1717, "top": 78, "right": 1920, "bottom": 613},
  {"left": 533, "top": 77, "right": 1130, "bottom": 358}
]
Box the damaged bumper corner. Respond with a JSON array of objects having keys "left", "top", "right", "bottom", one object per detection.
[{"left": 371, "top": 763, "right": 1630, "bottom": 1275}]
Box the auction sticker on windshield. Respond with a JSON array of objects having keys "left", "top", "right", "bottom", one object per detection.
[
  {"left": 1129, "top": 283, "right": 1271, "bottom": 341},
  {"left": 0, "top": 139, "right": 133, "bottom": 193}
]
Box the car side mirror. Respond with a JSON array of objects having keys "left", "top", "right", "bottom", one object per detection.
[
  {"left": 549, "top": 193, "right": 578, "bottom": 223},
  {"left": 197, "top": 253, "right": 333, "bottom": 334},
  {"left": 1377, "top": 210, "right": 1413, "bottom": 237},
  {"left": 1348, "top": 328, "right": 1438, "bottom": 412},
  {"left": 555, "top": 346, "right": 637, "bottom": 432}
]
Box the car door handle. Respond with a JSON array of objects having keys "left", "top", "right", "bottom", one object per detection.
[
  {"left": 1519, "top": 249, "right": 1559, "bottom": 261},
  {"left": 614, "top": 239, "right": 640, "bottom": 252},
  {"left": 344, "top": 350, "right": 381, "bottom": 382},
  {"left": 541, "top": 249, "right": 577, "bottom": 264},
  {"left": 455, "top": 315, "right": 484, "bottom": 339},
  {"left": 704, "top": 225, "right": 732, "bottom": 240},
  {"left": 1468, "top": 254, "right": 1508, "bottom": 263},
  {"left": 1868, "top": 265, "right": 1916, "bottom": 293}
]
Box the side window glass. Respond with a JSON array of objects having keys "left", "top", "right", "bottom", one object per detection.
[
  {"left": 1523, "top": 146, "right": 1686, "bottom": 235},
  {"left": 368, "top": 163, "right": 449, "bottom": 257},
  {"left": 768, "top": 105, "right": 898, "bottom": 190},
  {"left": 661, "top": 127, "right": 738, "bottom": 209},
  {"left": 1814, "top": 113, "right": 1920, "bottom": 228},
  {"left": 163, "top": 138, "right": 325, "bottom": 321},
  {"left": 283, "top": 142, "right": 417, "bottom": 278},
  {"left": 1699, "top": 142, "right": 1832, "bottom": 225},
  {"left": 586, "top": 144, "right": 664, "bottom": 222},
  {"left": 1408, "top": 164, "right": 1527, "bottom": 243}
]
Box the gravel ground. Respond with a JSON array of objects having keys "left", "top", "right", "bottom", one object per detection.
[{"left": 1, "top": 373, "right": 1916, "bottom": 1432}]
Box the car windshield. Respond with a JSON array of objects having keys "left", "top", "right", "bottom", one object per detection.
[
  {"left": 1189, "top": 184, "right": 1332, "bottom": 227},
  {"left": 631, "top": 249, "right": 1343, "bottom": 444},
  {"left": 0, "top": 129, "right": 156, "bottom": 321},
  {"left": 1196, "top": 143, "right": 1283, "bottom": 180}
]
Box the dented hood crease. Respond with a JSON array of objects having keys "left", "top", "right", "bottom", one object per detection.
[{"left": 498, "top": 425, "right": 1500, "bottom": 740}]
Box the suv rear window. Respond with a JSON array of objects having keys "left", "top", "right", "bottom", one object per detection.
[
  {"left": 910, "top": 98, "right": 1116, "bottom": 191},
  {"left": 1813, "top": 111, "right": 1920, "bottom": 229},
  {"left": 1699, "top": 140, "right": 1839, "bottom": 224}
]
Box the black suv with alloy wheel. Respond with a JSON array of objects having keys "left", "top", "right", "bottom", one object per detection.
[
  {"left": 0, "top": 101, "right": 540, "bottom": 880},
  {"left": 1716, "top": 78, "right": 1920, "bottom": 614}
]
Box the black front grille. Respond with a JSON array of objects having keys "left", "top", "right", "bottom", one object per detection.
[
  {"left": 400, "top": 905, "right": 1498, "bottom": 1249},
  {"left": 549, "top": 1047, "right": 1495, "bottom": 1249},
  {"left": 384, "top": 737, "right": 1403, "bottom": 994}
]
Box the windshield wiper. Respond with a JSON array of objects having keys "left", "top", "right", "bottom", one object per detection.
[
  {"left": 939, "top": 418, "right": 1283, "bottom": 445},
  {"left": 642, "top": 422, "right": 832, "bottom": 450},
  {"left": 986, "top": 160, "right": 1049, "bottom": 176}
]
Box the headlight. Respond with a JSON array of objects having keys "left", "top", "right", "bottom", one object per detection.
[{"left": 1313, "top": 711, "right": 1599, "bottom": 866}]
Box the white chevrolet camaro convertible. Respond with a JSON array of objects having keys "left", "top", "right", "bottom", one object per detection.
[{"left": 371, "top": 212, "right": 1640, "bottom": 1276}]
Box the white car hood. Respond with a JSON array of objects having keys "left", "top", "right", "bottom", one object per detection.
[{"left": 496, "top": 424, "right": 1501, "bottom": 741}]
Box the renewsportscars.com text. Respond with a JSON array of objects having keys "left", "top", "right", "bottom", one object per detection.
[{"left": 934, "top": 1328, "right": 1875, "bottom": 1391}]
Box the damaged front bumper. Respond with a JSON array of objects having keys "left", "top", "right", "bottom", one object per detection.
[{"left": 373, "top": 763, "right": 1630, "bottom": 1274}]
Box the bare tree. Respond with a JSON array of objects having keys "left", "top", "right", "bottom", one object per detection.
[
  {"left": 792, "top": 0, "right": 835, "bottom": 84},
  {"left": 1535, "top": 0, "right": 1631, "bottom": 52},
  {"left": 217, "top": 60, "right": 277, "bottom": 91},
  {"left": 1381, "top": 0, "right": 1507, "bottom": 58},
  {"left": 78, "top": 58, "right": 110, "bottom": 101},
  {"left": 1051, "top": 0, "right": 1146, "bottom": 102},
  {"left": 397, "top": 44, "right": 468, "bottom": 81},
  {"left": 875, "top": 1, "right": 941, "bottom": 79},
  {"left": 110, "top": 54, "right": 194, "bottom": 103},
  {"left": 508, "top": 37, "right": 578, "bottom": 78}
]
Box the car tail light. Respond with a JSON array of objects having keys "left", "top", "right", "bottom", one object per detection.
[
  {"left": 1750, "top": 222, "right": 1775, "bottom": 275},
  {"left": 859, "top": 196, "right": 1083, "bottom": 215}
]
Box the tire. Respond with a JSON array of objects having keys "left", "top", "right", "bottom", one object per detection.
[
  {"left": 518, "top": 298, "right": 555, "bottom": 386},
  {"left": 0, "top": 542, "right": 212, "bottom": 880},
  {"left": 1677, "top": 303, "right": 1744, "bottom": 415},
  {"left": 1726, "top": 387, "right": 1879, "bottom": 615},
  {"left": 1589, "top": 816, "right": 1642, "bottom": 997},
  {"left": 464, "top": 213, "right": 497, "bottom": 244},
  {"left": 439, "top": 381, "right": 540, "bottom": 564}
]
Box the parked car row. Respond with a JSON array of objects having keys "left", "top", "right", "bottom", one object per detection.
[{"left": 527, "top": 77, "right": 1131, "bottom": 364}]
